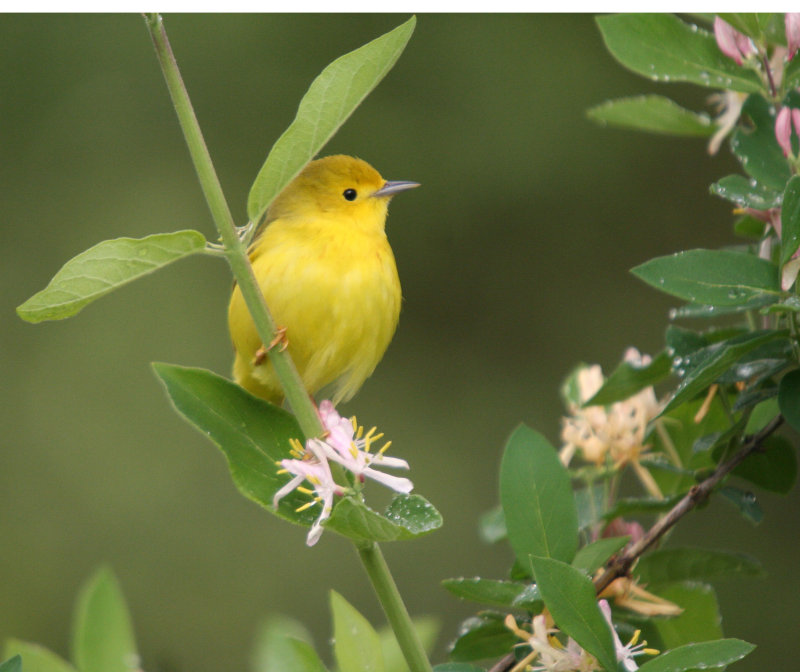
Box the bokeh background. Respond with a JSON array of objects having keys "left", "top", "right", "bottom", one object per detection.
[{"left": 3, "top": 13, "right": 798, "bottom": 672}]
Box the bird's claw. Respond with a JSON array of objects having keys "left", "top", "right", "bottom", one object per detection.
[{"left": 252, "top": 326, "right": 289, "bottom": 366}]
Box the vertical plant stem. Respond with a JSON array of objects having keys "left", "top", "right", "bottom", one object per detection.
[
  {"left": 358, "top": 543, "right": 434, "bottom": 672},
  {"left": 144, "top": 13, "right": 321, "bottom": 439}
]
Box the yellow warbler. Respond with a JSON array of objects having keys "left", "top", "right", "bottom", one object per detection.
[{"left": 228, "top": 155, "right": 418, "bottom": 405}]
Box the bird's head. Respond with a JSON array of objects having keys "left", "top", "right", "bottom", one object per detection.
[{"left": 267, "top": 155, "right": 419, "bottom": 232}]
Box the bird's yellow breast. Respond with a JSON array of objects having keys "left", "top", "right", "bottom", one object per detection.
[{"left": 228, "top": 210, "right": 401, "bottom": 404}]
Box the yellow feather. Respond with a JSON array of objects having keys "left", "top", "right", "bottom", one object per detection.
[{"left": 228, "top": 155, "right": 416, "bottom": 405}]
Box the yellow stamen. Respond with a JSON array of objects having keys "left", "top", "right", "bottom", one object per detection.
[
  {"left": 276, "top": 468, "right": 288, "bottom": 474},
  {"left": 297, "top": 486, "right": 314, "bottom": 495},
  {"left": 349, "top": 442, "right": 359, "bottom": 458},
  {"left": 295, "top": 500, "right": 317, "bottom": 512},
  {"left": 694, "top": 384, "right": 718, "bottom": 423},
  {"left": 351, "top": 416, "right": 358, "bottom": 433},
  {"left": 308, "top": 475, "right": 321, "bottom": 485},
  {"left": 356, "top": 422, "right": 364, "bottom": 439},
  {"left": 378, "top": 440, "right": 393, "bottom": 456}
]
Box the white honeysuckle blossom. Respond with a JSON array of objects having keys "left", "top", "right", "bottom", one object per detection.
[
  {"left": 273, "top": 400, "right": 413, "bottom": 546},
  {"left": 505, "top": 600, "right": 656, "bottom": 672}
]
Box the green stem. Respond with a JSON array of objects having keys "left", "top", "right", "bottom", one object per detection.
[
  {"left": 358, "top": 543, "right": 434, "bottom": 672},
  {"left": 144, "top": 13, "right": 321, "bottom": 439}
]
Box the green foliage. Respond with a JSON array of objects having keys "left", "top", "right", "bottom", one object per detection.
[
  {"left": 325, "top": 495, "right": 442, "bottom": 544},
  {"left": 71, "top": 567, "right": 138, "bottom": 672},
  {"left": 596, "top": 14, "right": 763, "bottom": 93},
  {"left": 637, "top": 639, "right": 755, "bottom": 672},
  {"left": 779, "top": 176, "right": 800, "bottom": 267},
  {"left": 635, "top": 548, "right": 766, "bottom": 584},
  {"left": 15, "top": 230, "right": 207, "bottom": 323},
  {"left": 584, "top": 350, "right": 672, "bottom": 406},
  {"left": 711, "top": 174, "right": 782, "bottom": 210},
  {"left": 731, "top": 95, "right": 792, "bottom": 190},
  {"left": 641, "top": 582, "right": 723, "bottom": 651},
  {"left": 529, "top": 557, "right": 617, "bottom": 672},
  {"left": 152, "top": 363, "right": 316, "bottom": 526},
  {"left": 779, "top": 369, "right": 800, "bottom": 431},
  {"left": 247, "top": 16, "right": 416, "bottom": 222},
  {"left": 499, "top": 425, "right": 578, "bottom": 566},
  {"left": 251, "top": 615, "right": 326, "bottom": 672},
  {"left": 379, "top": 617, "right": 440, "bottom": 672},
  {"left": 331, "top": 591, "right": 385, "bottom": 672},
  {"left": 448, "top": 614, "right": 517, "bottom": 663},
  {"left": 0, "top": 658, "right": 21, "bottom": 672},
  {"left": 586, "top": 95, "right": 715, "bottom": 136},
  {"left": 571, "top": 536, "right": 630, "bottom": 575},
  {"left": 441, "top": 579, "right": 531, "bottom": 610}
]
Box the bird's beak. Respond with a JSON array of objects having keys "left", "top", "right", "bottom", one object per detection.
[{"left": 372, "top": 180, "right": 420, "bottom": 198}]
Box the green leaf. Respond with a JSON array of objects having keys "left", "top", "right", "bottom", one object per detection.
[
  {"left": 71, "top": 567, "right": 138, "bottom": 672},
  {"left": 379, "top": 617, "right": 439, "bottom": 672},
  {"left": 733, "top": 435, "right": 797, "bottom": 493},
  {"left": 663, "top": 330, "right": 785, "bottom": 414},
  {"left": 719, "top": 486, "right": 763, "bottom": 524},
  {"left": 635, "top": 548, "right": 766, "bottom": 585},
  {"left": 433, "top": 665, "right": 485, "bottom": 672},
  {"left": 0, "top": 657, "right": 21, "bottom": 672},
  {"left": 710, "top": 174, "right": 782, "bottom": 210},
  {"left": 529, "top": 556, "right": 617, "bottom": 672},
  {"left": 641, "top": 582, "right": 723, "bottom": 651},
  {"left": 779, "top": 368, "right": 800, "bottom": 432},
  {"left": 572, "top": 536, "right": 629, "bottom": 575},
  {"left": 731, "top": 94, "right": 792, "bottom": 191},
  {"left": 500, "top": 424, "right": 578, "bottom": 565},
  {"left": 587, "top": 95, "right": 714, "bottom": 136},
  {"left": 325, "top": 494, "right": 441, "bottom": 544},
  {"left": 584, "top": 350, "right": 672, "bottom": 406},
  {"left": 247, "top": 17, "right": 416, "bottom": 221},
  {"left": 441, "top": 578, "right": 528, "bottom": 609},
  {"left": 718, "top": 12, "right": 779, "bottom": 41},
  {"left": 448, "top": 615, "right": 517, "bottom": 663},
  {"left": 780, "top": 176, "right": 800, "bottom": 267},
  {"left": 734, "top": 214, "right": 769, "bottom": 240},
  {"left": 596, "top": 14, "right": 763, "bottom": 93},
  {"left": 152, "top": 363, "right": 316, "bottom": 527},
  {"left": 601, "top": 494, "right": 684, "bottom": 521},
  {"left": 2, "top": 643, "right": 76, "bottom": 672},
  {"left": 16, "top": 230, "right": 207, "bottom": 323},
  {"left": 330, "top": 591, "right": 384, "bottom": 672},
  {"left": 637, "top": 638, "right": 755, "bottom": 672},
  {"left": 631, "top": 249, "right": 780, "bottom": 307},
  {"left": 786, "top": 52, "right": 800, "bottom": 90},
  {"left": 251, "top": 616, "right": 327, "bottom": 672}
]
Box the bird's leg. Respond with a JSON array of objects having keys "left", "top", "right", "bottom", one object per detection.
[{"left": 252, "top": 326, "right": 289, "bottom": 365}]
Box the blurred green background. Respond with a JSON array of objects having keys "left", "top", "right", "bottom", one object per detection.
[{"left": 3, "top": 13, "right": 798, "bottom": 672}]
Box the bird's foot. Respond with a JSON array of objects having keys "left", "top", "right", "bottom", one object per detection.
[{"left": 252, "top": 326, "right": 289, "bottom": 366}]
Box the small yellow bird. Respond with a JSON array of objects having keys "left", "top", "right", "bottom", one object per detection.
[{"left": 228, "top": 155, "right": 418, "bottom": 405}]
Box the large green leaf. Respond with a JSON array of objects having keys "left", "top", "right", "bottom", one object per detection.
[
  {"left": 637, "top": 639, "right": 755, "bottom": 672},
  {"left": 571, "top": 536, "right": 630, "bottom": 575},
  {"left": 732, "top": 434, "right": 797, "bottom": 493},
  {"left": 0, "top": 657, "right": 21, "bottom": 672},
  {"left": 331, "top": 591, "right": 384, "bottom": 672},
  {"left": 152, "top": 363, "right": 316, "bottom": 527},
  {"left": 635, "top": 548, "right": 766, "bottom": 585},
  {"left": 247, "top": 17, "right": 416, "bottom": 221},
  {"left": 720, "top": 486, "right": 764, "bottom": 524},
  {"left": 731, "top": 94, "right": 792, "bottom": 190},
  {"left": 587, "top": 95, "right": 714, "bottom": 136},
  {"left": 325, "top": 494, "right": 442, "bottom": 544},
  {"left": 641, "top": 582, "right": 723, "bottom": 651},
  {"left": 710, "top": 174, "right": 782, "bottom": 211},
  {"left": 780, "top": 176, "right": 800, "bottom": 267},
  {"left": 16, "top": 230, "right": 207, "bottom": 323},
  {"left": 596, "top": 14, "right": 763, "bottom": 93},
  {"left": 500, "top": 424, "right": 578, "bottom": 565},
  {"left": 529, "top": 557, "right": 617, "bottom": 672},
  {"left": 71, "top": 567, "right": 138, "bottom": 672},
  {"left": 663, "top": 330, "right": 786, "bottom": 414},
  {"left": 631, "top": 249, "right": 780, "bottom": 307},
  {"left": 1, "top": 643, "right": 75, "bottom": 672}
]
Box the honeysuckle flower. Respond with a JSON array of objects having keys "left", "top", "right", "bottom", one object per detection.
[
  {"left": 504, "top": 602, "right": 657, "bottom": 672},
  {"left": 274, "top": 440, "right": 343, "bottom": 546},
  {"left": 273, "top": 400, "right": 413, "bottom": 546},
  {"left": 787, "top": 13, "right": 800, "bottom": 59},
  {"left": 707, "top": 90, "right": 746, "bottom": 155},
  {"left": 560, "top": 349, "right": 663, "bottom": 497},
  {"left": 599, "top": 600, "right": 659, "bottom": 672},
  {"left": 713, "top": 17, "right": 756, "bottom": 66},
  {"left": 775, "top": 106, "right": 800, "bottom": 158},
  {"left": 314, "top": 400, "right": 413, "bottom": 494}
]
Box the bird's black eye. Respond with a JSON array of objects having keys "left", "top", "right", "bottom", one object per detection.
[{"left": 343, "top": 188, "right": 357, "bottom": 201}]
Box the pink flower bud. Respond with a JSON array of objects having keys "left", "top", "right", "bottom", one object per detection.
[
  {"left": 714, "top": 16, "right": 754, "bottom": 65},
  {"left": 776, "top": 106, "right": 794, "bottom": 157},
  {"left": 787, "top": 13, "right": 800, "bottom": 59}
]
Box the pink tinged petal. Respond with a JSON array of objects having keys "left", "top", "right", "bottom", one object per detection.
[
  {"left": 776, "top": 107, "right": 794, "bottom": 157},
  {"left": 787, "top": 13, "right": 800, "bottom": 59},
  {"left": 369, "top": 454, "right": 410, "bottom": 470},
  {"left": 362, "top": 468, "right": 414, "bottom": 493},
  {"left": 273, "top": 473, "right": 306, "bottom": 508},
  {"left": 792, "top": 108, "right": 800, "bottom": 137},
  {"left": 714, "top": 17, "right": 744, "bottom": 65},
  {"left": 734, "top": 32, "right": 755, "bottom": 59},
  {"left": 782, "top": 257, "right": 800, "bottom": 291}
]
